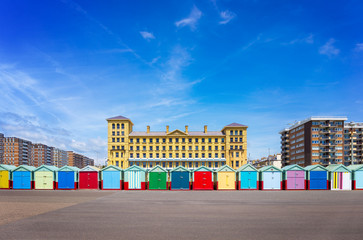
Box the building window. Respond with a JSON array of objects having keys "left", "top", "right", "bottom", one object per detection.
[
  {"left": 130, "top": 139, "right": 133, "bottom": 143},
  {"left": 222, "top": 153, "right": 225, "bottom": 158},
  {"left": 230, "top": 130, "right": 233, "bottom": 135},
  {"left": 162, "top": 162, "right": 166, "bottom": 168},
  {"left": 176, "top": 138, "right": 179, "bottom": 143},
  {"left": 189, "top": 153, "right": 192, "bottom": 158},
  {"left": 195, "top": 138, "right": 199, "bottom": 143},
  {"left": 169, "top": 138, "right": 172, "bottom": 143},
  {"left": 156, "top": 138, "right": 159, "bottom": 143},
  {"left": 136, "top": 153, "right": 140, "bottom": 158},
  {"left": 235, "top": 138, "right": 238, "bottom": 142},
  {"left": 202, "top": 138, "right": 205, "bottom": 143},
  {"left": 121, "top": 131, "right": 124, "bottom": 136},
  {"left": 239, "top": 138, "right": 242, "bottom": 142},
  {"left": 116, "top": 161, "right": 119, "bottom": 167},
  {"left": 162, "top": 146, "right": 166, "bottom": 150},
  {"left": 117, "top": 131, "right": 120, "bottom": 136},
  {"left": 202, "top": 153, "right": 205, "bottom": 158},
  {"left": 182, "top": 146, "right": 185, "bottom": 150},
  {"left": 143, "top": 146, "right": 146, "bottom": 151},
  {"left": 163, "top": 153, "right": 166, "bottom": 158},
  {"left": 189, "top": 162, "right": 192, "bottom": 168},
  {"left": 230, "top": 138, "right": 233, "bottom": 142},
  {"left": 176, "top": 146, "right": 179, "bottom": 150},
  {"left": 195, "top": 146, "right": 198, "bottom": 150},
  {"left": 150, "top": 146, "right": 153, "bottom": 150},
  {"left": 182, "top": 138, "right": 185, "bottom": 143},
  {"left": 130, "top": 153, "right": 133, "bottom": 158},
  {"left": 176, "top": 153, "right": 179, "bottom": 158},
  {"left": 112, "top": 131, "right": 115, "bottom": 136},
  {"left": 150, "top": 162, "right": 153, "bottom": 168},
  {"left": 136, "top": 138, "right": 140, "bottom": 143},
  {"left": 235, "top": 130, "right": 238, "bottom": 135},
  {"left": 150, "top": 138, "right": 153, "bottom": 143},
  {"left": 208, "top": 138, "right": 212, "bottom": 143},
  {"left": 236, "top": 161, "right": 240, "bottom": 167},
  {"left": 143, "top": 138, "right": 146, "bottom": 143},
  {"left": 222, "top": 146, "right": 224, "bottom": 150},
  {"left": 215, "top": 146, "right": 218, "bottom": 150},
  {"left": 209, "top": 146, "right": 212, "bottom": 151},
  {"left": 156, "top": 146, "right": 159, "bottom": 150},
  {"left": 156, "top": 153, "right": 159, "bottom": 158},
  {"left": 221, "top": 138, "right": 225, "bottom": 143},
  {"left": 182, "top": 153, "right": 186, "bottom": 158},
  {"left": 209, "top": 153, "right": 212, "bottom": 158},
  {"left": 112, "top": 146, "right": 115, "bottom": 150},
  {"left": 236, "top": 152, "right": 239, "bottom": 157},
  {"left": 215, "top": 162, "right": 218, "bottom": 168},
  {"left": 195, "top": 162, "right": 199, "bottom": 168},
  {"left": 121, "top": 138, "right": 124, "bottom": 142},
  {"left": 112, "top": 138, "right": 115, "bottom": 142},
  {"left": 143, "top": 153, "right": 146, "bottom": 158},
  {"left": 169, "top": 146, "right": 172, "bottom": 150},
  {"left": 175, "top": 162, "right": 179, "bottom": 167},
  {"left": 115, "top": 152, "right": 119, "bottom": 158},
  {"left": 182, "top": 162, "right": 186, "bottom": 167},
  {"left": 195, "top": 153, "right": 199, "bottom": 158},
  {"left": 163, "top": 138, "right": 166, "bottom": 143},
  {"left": 189, "top": 146, "right": 192, "bottom": 150},
  {"left": 169, "top": 153, "right": 172, "bottom": 158},
  {"left": 189, "top": 138, "right": 192, "bottom": 143},
  {"left": 136, "top": 146, "right": 139, "bottom": 150},
  {"left": 208, "top": 162, "right": 212, "bottom": 168},
  {"left": 215, "top": 153, "right": 218, "bottom": 158},
  {"left": 112, "top": 124, "right": 115, "bottom": 129}
]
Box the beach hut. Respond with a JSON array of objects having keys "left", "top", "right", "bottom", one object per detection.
[
  {"left": 56, "top": 166, "right": 79, "bottom": 190},
  {"left": 304, "top": 165, "right": 329, "bottom": 190},
  {"left": 347, "top": 164, "right": 363, "bottom": 190},
  {"left": 192, "top": 166, "right": 214, "bottom": 190},
  {"left": 282, "top": 164, "right": 306, "bottom": 190},
  {"left": 79, "top": 166, "right": 99, "bottom": 190},
  {"left": 0, "top": 164, "right": 16, "bottom": 189},
  {"left": 259, "top": 165, "right": 282, "bottom": 190},
  {"left": 215, "top": 165, "right": 236, "bottom": 190},
  {"left": 100, "top": 165, "right": 123, "bottom": 190},
  {"left": 148, "top": 165, "right": 168, "bottom": 190},
  {"left": 237, "top": 164, "right": 259, "bottom": 190},
  {"left": 12, "top": 165, "right": 36, "bottom": 190},
  {"left": 0, "top": 164, "right": 15, "bottom": 189},
  {"left": 34, "top": 165, "right": 58, "bottom": 190},
  {"left": 170, "top": 166, "right": 191, "bottom": 190},
  {"left": 326, "top": 164, "right": 352, "bottom": 190},
  {"left": 124, "top": 165, "right": 147, "bottom": 190}
]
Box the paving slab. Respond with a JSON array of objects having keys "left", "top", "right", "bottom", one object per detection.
[{"left": 0, "top": 191, "right": 362, "bottom": 240}]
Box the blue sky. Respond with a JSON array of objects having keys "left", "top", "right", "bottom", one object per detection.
[{"left": 0, "top": 0, "right": 363, "bottom": 164}]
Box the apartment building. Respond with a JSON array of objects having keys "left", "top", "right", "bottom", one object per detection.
[
  {"left": 253, "top": 154, "right": 282, "bottom": 168},
  {"left": 52, "top": 148, "right": 69, "bottom": 167},
  {"left": 31, "top": 143, "right": 53, "bottom": 167},
  {"left": 67, "top": 151, "right": 94, "bottom": 169},
  {"left": 2, "top": 137, "right": 33, "bottom": 166},
  {"left": 107, "top": 115, "right": 248, "bottom": 170},
  {"left": 280, "top": 117, "right": 347, "bottom": 167},
  {"left": 344, "top": 122, "right": 363, "bottom": 164}
]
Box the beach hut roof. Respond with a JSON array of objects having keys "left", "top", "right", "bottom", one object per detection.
[
  {"left": 79, "top": 165, "right": 100, "bottom": 172},
  {"left": 326, "top": 164, "right": 351, "bottom": 172},
  {"left": 259, "top": 165, "right": 282, "bottom": 172},
  {"left": 304, "top": 164, "right": 328, "bottom": 171},
  {"left": 215, "top": 165, "right": 235, "bottom": 172},
  {"left": 34, "top": 165, "right": 59, "bottom": 172},
  {"left": 0, "top": 164, "right": 16, "bottom": 171},
  {"left": 58, "top": 165, "right": 80, "bottom": 171},
  {"left": 237, "top": 164, "right": 258, "bottom": 172},
  {"left": 282, "top": 164, "right": 305, "bottom": 171},
  {"left": 148, "top": 165, "right": 168, "bottom": 172},
  {"left": 12, "top": 165, "right": 36, "bottom": 172},
  {"left": 124, "top": 165, "right": 147, "bottom": 172},
  {"left": 193, "top": 166, "right": 213, "bottom": 172},
  {"left": 170, "top": 166, "right": 191, "bottom": 172},
  {"left": 347, "top": 164, "right": 363, "bottom": 171},
  {"left": 101, "top": 165, "right": 123, "bottom": 172}
]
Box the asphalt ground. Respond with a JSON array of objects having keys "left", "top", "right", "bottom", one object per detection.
[{"left": 0, "top": 191, "right": 363, "bottom": 240}]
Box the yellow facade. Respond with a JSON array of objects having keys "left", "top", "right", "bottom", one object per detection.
[
  {"left": 107, "top": 116, "right": 248, "bottom": 170},
  {"left": 0, "top": 170, "right": 9, "bottom": 188},
  {"left": 217, "top": 172, "right": 236, "bottom": 189}
]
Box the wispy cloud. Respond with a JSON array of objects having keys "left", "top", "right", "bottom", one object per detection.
[
  {"left": 283, "top": 33, "right": 314, "bottom": 45},
  {"left": 219, "top": 10, "right": 236, "bottom": 24},
  {"left": 355, "top": 43, "right": 363, "bottom": 52},
  {"left": 175, "top": 6, "right": 202, "bottom": 30},
  {"left": 140, "top": 31, "right": 155, "bottom": 40},
  {"left": 319, "top": 38, "right": 340, "bottom": 57}
]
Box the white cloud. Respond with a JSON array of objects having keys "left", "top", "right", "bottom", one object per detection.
[
  {"left": 283, "top": 33, "right": 314, "bottom": 45},
  {"left": 139, "top": 31, "right": 155, "bottom": 40},
  {"left": 319, "top": 38, "right": 340, "bottom": 57},
  {"left": 355, "top": 43, "right": 363, "bottom": 51},
  {"left": 175, "top": 6, "right": 202, "bottom": 30},
  {"left": 219, "top": 10, "right": 236, "bottom": 24}
]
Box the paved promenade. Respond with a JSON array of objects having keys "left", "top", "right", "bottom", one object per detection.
[{"left": 0, "top": 190, "right": 362, "bottom": 240}]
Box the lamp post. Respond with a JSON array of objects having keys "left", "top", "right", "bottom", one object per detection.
[{"left": 349, "top": 122, "right": 355, "bottom": 165}]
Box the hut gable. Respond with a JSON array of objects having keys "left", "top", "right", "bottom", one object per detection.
[
  {"left": 216, "top": 165, "right": 235, "bottom": 172},
  {"left": 0, "top": 164, "right": 16, "bottom": 171},
  {"left": 259, "top": 165, "right": 282, "bottom": 172},
  {"left": 80, "top": 166, "right": 99, "bottom": 172},
  {"left": 193, "top": 166, "right": 213, "bottom": 172},
  {"left": 304, "top": 164, "right": 328, "bottom": 172},
  {"left": 237, "top": 164, "right": 257, "bottom": 172},
  {"left": 149, "top": 165, "right": 168, "bottom": 173},
  {"left": 125, "top": 165, "right": 147, "bottom": 172},
  {"left": 34, "top": 165, "right": 58, "bottom": 172},
  {"left": 170, "top": 166, "right": 190, "bottom": 172},
  {"left": 13, "top": 165, "right": 36, "bottom": 172},
  {"left": 101, "top": 165, "right": 123, "bottom": 172},
  {"left": 326, "top": 164, "right": 351, "bottom": 172},
  {"left": 282, "top": 164, "right": 305, "bottom": 171},
  {"left": 58, "top": 166, "right": 79, "bottom": 172},
  {"left": 347, "top": 164, "right": 363, "bottom": 171}
]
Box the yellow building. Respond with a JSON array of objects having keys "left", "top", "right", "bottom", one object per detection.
[{"left": 107, "top": 116, "right": 248, "bottom": 170}]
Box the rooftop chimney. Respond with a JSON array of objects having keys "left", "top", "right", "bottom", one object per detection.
[
  {"left": 166, "top": 125, "right": 169, "bottom": 133},
  {"left": 147, "top": 126, "right": 150, "bottom": 133},
  {"left": 185, "top": 125, "right": 188, "bottom": 133},
  {"left": 204, "top": 125, "right": 207, "bottom": 133}
]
